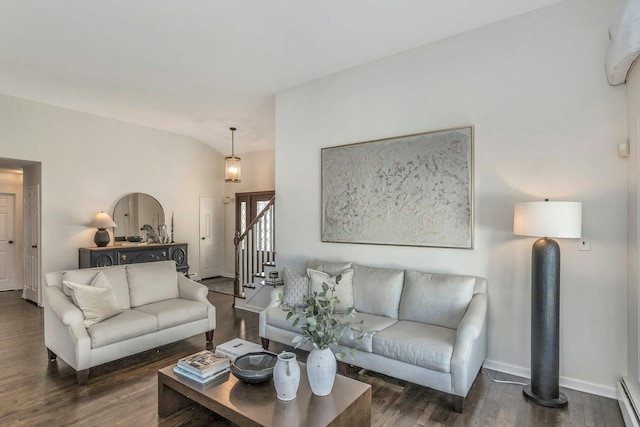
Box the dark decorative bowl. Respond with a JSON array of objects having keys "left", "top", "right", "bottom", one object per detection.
[
  {"left": 126, "top": 236, "right": 143, "bottom": 242},
  {"left": 230, "top": 352, "right": 278, "bottom": 384}
]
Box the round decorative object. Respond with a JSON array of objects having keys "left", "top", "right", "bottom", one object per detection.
[
  {"left": 95, "top": 254, "right": 114, "bottom": 267},
  {"left": 230, "top": 352, "right": 277, "bottom": 384},
  {"left": 172, "top": 248, "right": 186, "bottom": 265},
  {"left": 306, "top": 347, "right": 336, "bottom": 396},
  {"left": 273, "top": 351, "right": 300, "bottom": 401}
]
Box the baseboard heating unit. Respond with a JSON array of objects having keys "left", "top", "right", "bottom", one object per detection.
[{"left": 619, "top": 377, "right": 640, "bottom": 427}]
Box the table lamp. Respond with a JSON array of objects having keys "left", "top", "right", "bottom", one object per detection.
[
  {"left": 89, "top": 211, "right": 117, "bottom": 247},
  {"left": 513, "top": 199, "right": 582, "bottom": 408}
]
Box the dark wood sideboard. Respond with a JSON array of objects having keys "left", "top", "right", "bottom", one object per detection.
[{"left": 79, "top": 243, "right": 189, "bottom": 274}]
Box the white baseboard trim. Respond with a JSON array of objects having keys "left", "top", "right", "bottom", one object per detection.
[
  {"left": 483, "top": 358, "right": 616, "bottom": 399},
  {"left": 619, "top": 378, "right": 640, "bottom": 427}
]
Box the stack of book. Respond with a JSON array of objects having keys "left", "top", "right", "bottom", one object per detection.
[
  {"left": 216, "top": 338, "right": 264, "bottom": 362},
  {"left": 173, "top": 350, "right": 230, "bottom": 385}
]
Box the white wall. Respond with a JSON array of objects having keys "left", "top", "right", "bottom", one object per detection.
[
  {"left": 275, "top": 0, "right": 627, "bottom": 397},
  {"left": 222, "top": 149, "right": 275, "bottom": 276},
  {"left": 0, "top": 93, "right": 224, "bottom": 279},
  {"left": 626, "top": 57, "right": 640, "bottom": 397}
]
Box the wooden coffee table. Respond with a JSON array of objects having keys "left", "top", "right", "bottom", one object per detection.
[{"left": 158, "top": 362, "right": 371, "bottom": 426}]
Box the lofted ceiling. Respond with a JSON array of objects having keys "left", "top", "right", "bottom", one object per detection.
[{"left": 0, "top": 0, "right": 562, "bottom": 155}]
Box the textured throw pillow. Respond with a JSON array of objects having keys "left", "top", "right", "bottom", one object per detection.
[
  {"left": 307, "top": 268, "right": 354, "bottom": 312},
  {"left": 63, "top": 278, "right": 122, "bottom": 327},
  {"left": 282, "top": 266, "right": 309, "bottom": 307}
]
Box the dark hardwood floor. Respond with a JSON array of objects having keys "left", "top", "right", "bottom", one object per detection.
[{"left": 0, "top": 290, "right": 624, "bottom": 426}]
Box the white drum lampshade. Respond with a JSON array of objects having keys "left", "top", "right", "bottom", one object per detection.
[{"left": 514, "top": 201, "right": 582, "bottom": 238}]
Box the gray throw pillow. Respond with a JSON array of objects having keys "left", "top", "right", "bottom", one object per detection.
[{"left": 282, "top": 266, "right": 309, "bottom": 307}]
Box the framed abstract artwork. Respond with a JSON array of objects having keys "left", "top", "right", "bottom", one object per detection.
[{"left": 321, "top": 126, "right": 474, "bottom": 249}]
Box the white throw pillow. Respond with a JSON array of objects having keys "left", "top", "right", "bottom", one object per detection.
[
  {"left": 61, "top": 269, "right": 101, "bottom": 297},
  {"left": 307, "top": 268, "right": 354, "bottom": 312},
  {"left": 306, "top": 260, "right": 352, "bottom": 276},
  {"left": 282, "top": 266, "right": 309, "bottom": 307},
  {"left": 63, "top": 277, "right": 122, "bottom": 327}
]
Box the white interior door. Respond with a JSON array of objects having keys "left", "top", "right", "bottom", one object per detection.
[
  {"left": 24, "top": 185, "right": 40, "bottom": 304},
  {"left": 0, "top": 194, "right": 15, "bottom": 291},
  {"left": 199, "top": 196, "right": 222, "bottom": 279}
]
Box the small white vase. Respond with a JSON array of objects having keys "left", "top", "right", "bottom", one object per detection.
[
  {"left": 273, "top": 351, "right": 300, "bottom": 401},
  {"left": 306, "top": 347, "right": 337, "bottom": 396}
]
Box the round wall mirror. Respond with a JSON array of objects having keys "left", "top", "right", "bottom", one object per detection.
[{"left": 112, "top": 193, "right": 164, "bottom": 240}]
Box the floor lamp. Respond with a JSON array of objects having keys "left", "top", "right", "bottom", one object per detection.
[{"left": 513, "top": 200, "right": 582, "bottom": 408}]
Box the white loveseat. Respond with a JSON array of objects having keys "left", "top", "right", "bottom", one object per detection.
[
  {"left": 44, "top": 260, "right": 216, "bottom": 384},
  {"left": 259, "top": 260, "right": 487, "bottom": 412}
]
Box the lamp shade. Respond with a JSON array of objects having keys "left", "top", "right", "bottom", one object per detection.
[
  {"left": 513, "top": 201, "right": 581, "bottom": 238},
  {"left": 225, "top": 156, "right": 241, "bottom": 183},
  {"left": 89, "top": 212, "right": 117, "bottom": 229}
]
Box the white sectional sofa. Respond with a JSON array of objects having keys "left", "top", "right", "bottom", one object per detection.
[
  {"left": 259, "top": 260, "right": 487, "bottom": 412},
  {"left": 44, "top": 260, "right": 216, "bottom": 384}
]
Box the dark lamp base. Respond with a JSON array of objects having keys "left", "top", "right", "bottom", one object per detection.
[
  {"left": 94, "top": 228, "right": 110, "bottom": 247},
  {"left": 523, "top": 385, "right": 568, "bottom": 408}
]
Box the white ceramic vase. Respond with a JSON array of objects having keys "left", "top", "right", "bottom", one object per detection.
[
  {"left": 306, "top": 347, "right": 337, "bottom": 396},
  {"left": 273, "top": 351, "right": 300, "bottom": 401}
]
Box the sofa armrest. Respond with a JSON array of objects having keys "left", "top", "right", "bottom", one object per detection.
[
  {"left": 44, "top": 286, "right": 84, "bottom": 325},
  {"left": 177, "top": 274, "right": 208, "bottom": 302},
  {"left": 43, "top": 286, "right": 92, "bottom": 371},
  {"left": 450, "top": 292, "right": 488, "bottom": 396},
  {"left": 456, "top": 293, "right": 486, "bottom": 342}
]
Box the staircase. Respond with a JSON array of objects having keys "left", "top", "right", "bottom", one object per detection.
[{"left": 233, "top": 196, "right": 278, "bottom": 312}]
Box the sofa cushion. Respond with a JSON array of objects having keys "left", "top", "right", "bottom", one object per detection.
[
  {"left": 87, "top": 309, "right": 158, "bottom": 348},
  {"left": 282, "top": 266, "right": 309, "bottom": 307},
  {"left": 306, "top": 260, "right": 352, "bottom": 276},
  {"left": 63, "top": 276, "right": 123, "bottom": 327},
  {"left": 134, "top": 299, "right": 208, "bottom": 330},
  {"left": 352, "top": 264, "right": 404, "bottom": 318},
  {"left": 126, "top": 261, "right": 179, "bottom": 307},
  {"left": 338, "top": 312, "right": 397, "bottom": 353},
  {"left": 264, "top": 307, "right": 303, "bottom": 334},
  {"left": 98, "top": 266, "right": 131, "bottom": 309},
  {"left": 399, "top": 270, "right": 476, "bottom": 329},
  {"left": 307, "top": 268, "right": 354, "bottom": 312},
  {"left": 372, "top": 320, "right": 456, "bottom": 373}
]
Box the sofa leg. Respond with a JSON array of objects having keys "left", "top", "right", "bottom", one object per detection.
[
  {"left": 47, "top": 348, "right": 57, "bottom": 362},
  {"left": 77, "top": 369, "right": 89, "bottom": 385},
  {"left": 453, "top": 395, "right": 465, "bottom": 413},
  {"left": 206, "top": 330, "right": 214, "bottom": 343},
  {"left": 261, "top": 338, "right": 270, "bottom": 350}
]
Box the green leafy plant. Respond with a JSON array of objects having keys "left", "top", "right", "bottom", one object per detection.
[{"left": 280, "top": 275, "right": 364, "bottom": 360}]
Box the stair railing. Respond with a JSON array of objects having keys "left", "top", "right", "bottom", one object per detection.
[{"left": 234, "top": 196, "right": 275, "bottom": 296}]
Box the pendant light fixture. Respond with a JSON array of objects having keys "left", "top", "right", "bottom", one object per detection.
[{"left": 225, "top": 127, "right": 241, "bottom": 183}]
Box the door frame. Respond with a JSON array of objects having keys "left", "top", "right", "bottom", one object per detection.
[
  {"left": 0, "top": 193, "right": 16, "bottom": 291},
  {"left": 235, "top": 191, "right": 275, "bottom": 234}
]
